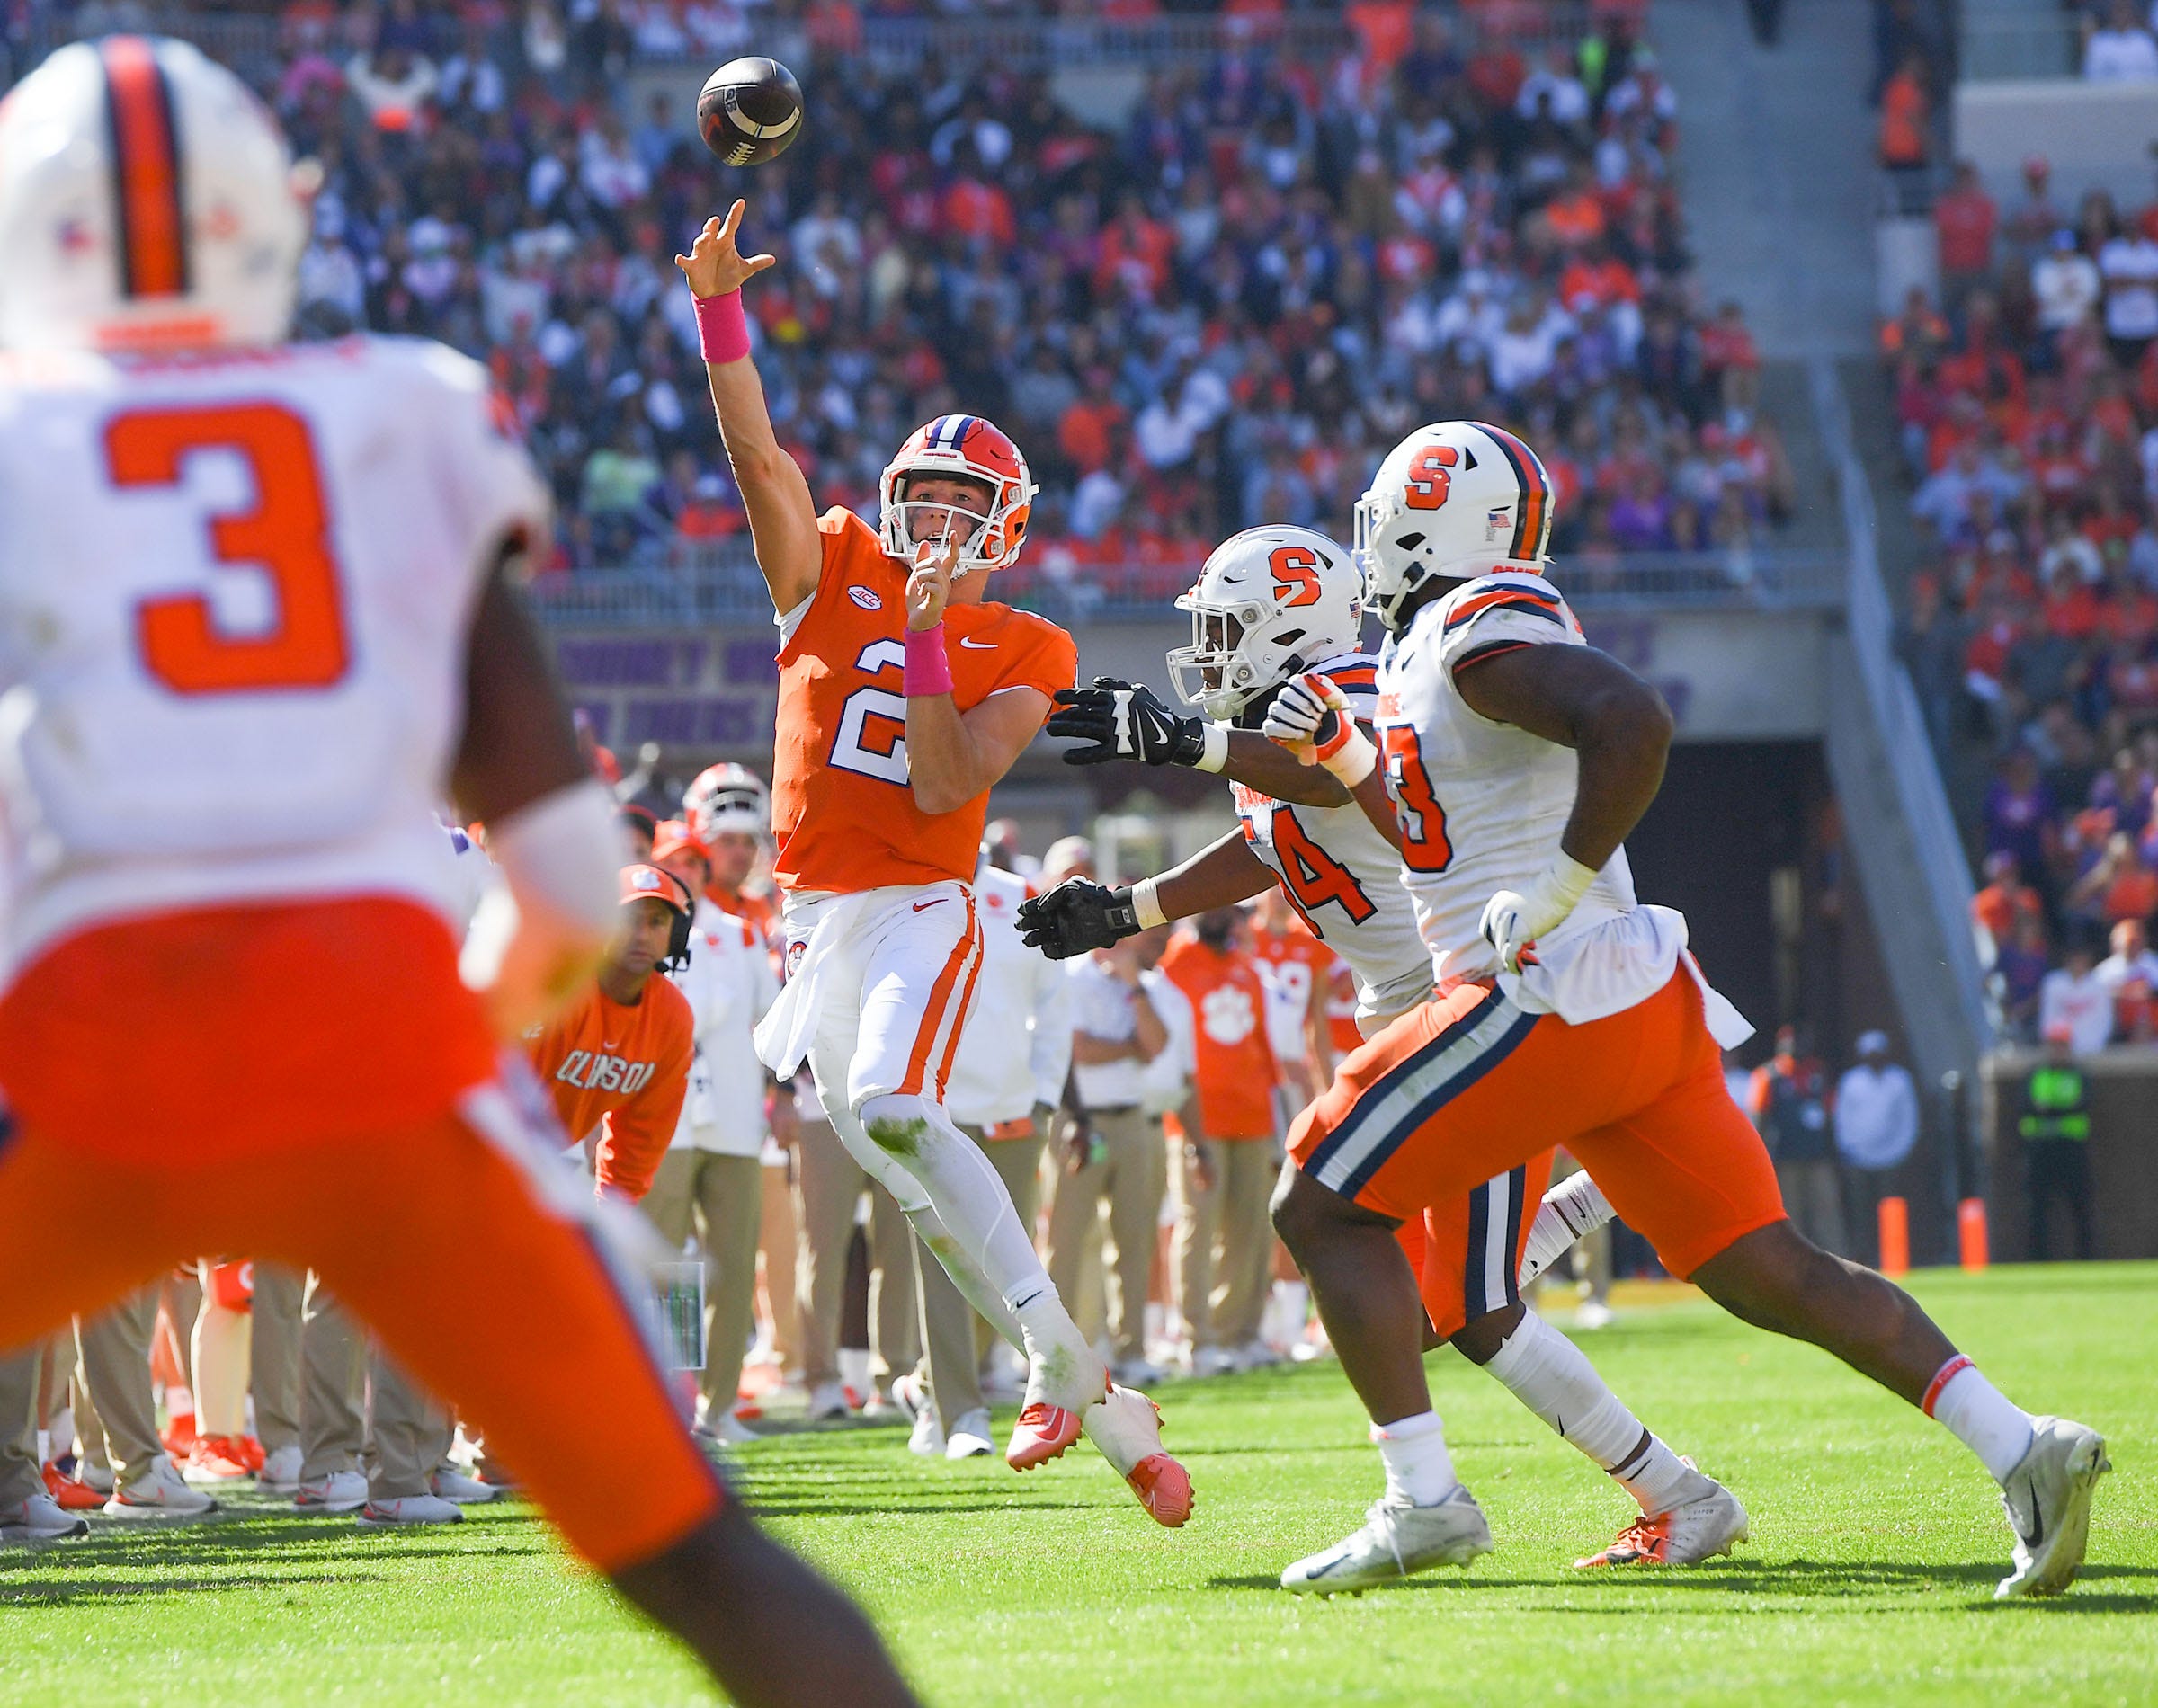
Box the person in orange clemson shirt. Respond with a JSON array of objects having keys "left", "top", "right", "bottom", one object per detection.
[{"left": 527, "top": 866, "right": 697, "bottom": 1203}]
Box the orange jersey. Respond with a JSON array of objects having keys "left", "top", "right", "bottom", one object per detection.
[
  {"left": 1249, "top": 922, "right": 1337, "bottom": 1075},
  {"left": 525, "top": 975, "right": 694, "bottom": 1202},
  {"left": 1159, "top": 932, "right": 1278, "bottom": 1141},
  {"left": 771, "top": 509, "right": 1077, "bottom": 894}
]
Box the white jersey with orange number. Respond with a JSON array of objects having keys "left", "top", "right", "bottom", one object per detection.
[
  {"left": 1375, "top": 572, "right": 1749, "bottom": 1044},
  {"left": 1232, "top": 652, "right": 1431, "bottom": 1028},
  {"left": 0, "top": 335, "right": 547, "bottom": 974}
]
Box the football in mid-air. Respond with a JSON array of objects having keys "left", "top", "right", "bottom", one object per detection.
[{"left": 697, "top": 57, "right": 803, "bottom": 167}]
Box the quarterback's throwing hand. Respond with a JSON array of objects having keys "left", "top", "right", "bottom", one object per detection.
[
  {"left": 1047, "top": 678, "right": 1206, "bottom": 768},
  {"left": 1016, "top": 878, "right": 1143, "bottom": 959},
  {"left": 673, "top": 199, "right": 776, "bottom": 298}
]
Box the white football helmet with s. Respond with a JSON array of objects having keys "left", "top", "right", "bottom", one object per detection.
[
  {"left": 0, "top": 35, "right": 308, "bottom": 352},
  {"left": 1167, "top": 525, "right": 1364, "bottom": 722},
  {"left": 1355, "top": 421, "right": 1556, "bottom": 634},
  {"left": 684, "top": 762, "right": 770, "bottom": 841}
]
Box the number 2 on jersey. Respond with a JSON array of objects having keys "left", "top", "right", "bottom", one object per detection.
[
  {"left": 106, "top": 402, "right": 351, "bottom": 695},
  {"left": 1379, "top": 725, "right": 1453, "bottom": 872},
  {"left": 829, "top": 639, "right": 911, "bottom": 785}
]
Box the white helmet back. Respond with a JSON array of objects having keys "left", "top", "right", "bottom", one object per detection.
[
  {"left": 0, "top": 35, "right": 307, "bottom": 352},
  {"left": 685, "top": 762, "right": 770, "bottom": 840},
  {"left": 1355, "top": 420, "right": 1556, "bottom": 634},
  {"left": 1168, "top": 526, "right": 1365, "bottom": 722}
]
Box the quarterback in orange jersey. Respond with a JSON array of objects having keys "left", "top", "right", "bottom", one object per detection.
[
  {"left": 525, "top": 867, "right": 697, "bottom": 1202},
  {"left": 0, "top": 41, "right": 913, "bottom": 1704},
  {"left": 678, "top": 201, "right": 1190, "bottom": 1526},
  {"left": 1259, "top": 420, "right": 2107, "bottom": 1599}
]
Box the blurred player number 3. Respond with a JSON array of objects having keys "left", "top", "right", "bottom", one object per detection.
[{"left": 107, "top": 401, "right": 351, "bottom": 695}]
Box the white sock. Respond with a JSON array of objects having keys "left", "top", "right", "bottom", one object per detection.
[
  {"left": 1371, "top": 1410, "right": 1459, "bottom": 1507},
  {"left": 1925, "top": 1357, "right": 2035, "bottom": 1483},
  {"left": 1483, "top": 1310, "right": 1708, "bottom": 1514},
  {"left": 1520, "top": 1170, "right": 1617, "bottom": 1286},
  {"left": 857, "top": 1092, "right": 1054, "bottom": 1327}
]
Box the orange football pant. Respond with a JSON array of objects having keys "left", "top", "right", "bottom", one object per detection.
[
  {"left": 1393, "top": 1150, "right": 1555, "bottom": 1340},
  {"left": 1292, "top": 967, "right": 1782, "bottom": 1281},
  {"left": 0, "top": 897, "right": 722, "bottom": 1572}
]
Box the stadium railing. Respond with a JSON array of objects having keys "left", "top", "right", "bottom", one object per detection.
[{"left": 524, "top": 545, "right": 1846, "bottom": 629}]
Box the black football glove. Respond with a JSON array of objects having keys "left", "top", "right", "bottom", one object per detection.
[
  {"left": 1047, "top": 677, "right": 1207, "bottom": 768},
  {"left": 1015, "top": 878, "right": 1143, "bottom": 960}
]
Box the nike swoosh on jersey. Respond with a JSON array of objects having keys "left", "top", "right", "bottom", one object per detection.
[
  {"left": 959, "top": 636, "right": 995, "bottom": 650},
  {"left": 912, "top": 899, "right": 942, "bottom": 912}
]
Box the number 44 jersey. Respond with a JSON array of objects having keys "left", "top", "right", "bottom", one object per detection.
[
  {"left": 1232, "top": 652, "right": 1432, "bottom": 1030},
  {"left": 0, "top": 336, "right": 548, "bottom": 970}
]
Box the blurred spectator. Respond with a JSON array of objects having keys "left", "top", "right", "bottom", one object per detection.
[
  {"left": 1833, "top": 1031, "right": 1920, "bottom": 1267},
  {"left": 2038, "top": 938, "right": 2115, "bottom": 1053},
  {"left": 2018, "top": 1026, "right": 2094, "bottom": 1259},
  {"left": 1935, "top": 162, "right": 1998, "bottom": 315},
  {"left": 1748, "top": 1026, "right": 1842, "bottom": 1255},
  {"left": 1877, "top": 52, "right": 1931, "bottom": 177},
  {"left": 2082, "top": 0, "right": 2158, "bottom": 80},
  {"left": 2093, "top": 915, "right": 2158, "bottom": 1035}
]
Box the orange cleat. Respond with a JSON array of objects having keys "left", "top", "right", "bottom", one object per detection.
[
  {"left": 1082, "top": 1386, "right": 1193, "bottom": 1528},
  {"left": 161, "top": 1410, "right": 199, "bottom": 1459},
  {"left": 42, "top": 1463, "right": 105, "bottom": 1512},
  {"left": 1006, "top": 1401, "right": 1085, "bottom": 1471},
  {"left": 183, "top": 1435, "right": 257, "bottom": 1484}
]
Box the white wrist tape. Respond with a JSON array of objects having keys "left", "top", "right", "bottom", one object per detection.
[
  {"left": 1321, "top": 725, "right": 1378, "bottom": 787},
  {"left": 489, "top": 779, "right": 625, "bottom": 938},
  {"left": 1534, "top": 852, "right": 1601, "bottom": 919},
  {"left": 1130, "top": 876, "right": 1168, "bottom": 930},
  {"left": 1194, "top": 723, "right": 1229, "bottom": 773}
]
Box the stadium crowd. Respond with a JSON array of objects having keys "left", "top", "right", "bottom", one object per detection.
[
  {"left": 1882, "top": 152, "right": 2158, "bottom": 1049},
  {"left": 18, "top": 0, "right": 1796, "bottom": 597}
]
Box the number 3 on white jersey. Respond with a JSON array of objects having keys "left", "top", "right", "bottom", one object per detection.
[
  {"left": 830, "top": 639, "right": 911, "bottom": 785},
  {"left": 109, "top": 401, "right": 352, "bottom": 696}
]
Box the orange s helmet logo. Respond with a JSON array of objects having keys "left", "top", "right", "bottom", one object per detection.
[{"left": 878, "top": 414, "right": 1038, "bottom": 578}]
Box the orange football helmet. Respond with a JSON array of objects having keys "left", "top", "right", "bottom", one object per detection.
[{"left": 878, "top": 414, "right": 1037, "bottom": 577}]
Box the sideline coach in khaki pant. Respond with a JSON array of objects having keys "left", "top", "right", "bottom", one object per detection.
[
  {"left": 1046, "top": 927, "right": 1183, "bottom": 1385},
  {"left": 906, "top": 859, "right": 1070, "bottom": 1450},
  {"left": 643, "top": 821, "right": 785, "bottom": 1439}
]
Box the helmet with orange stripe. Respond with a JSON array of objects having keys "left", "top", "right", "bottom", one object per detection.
[
  {"left": 878, "top": 414, "right": 1038, "bottom": 580},
  {"left": 1168, "top": 525, "right": 1364, "bottom": 722},
  {"left": 1354, "top": 421, "right": 1556, "bottom": 635},
  {"left": 0, "top": 36, "right": 308, "bottom": 352}
]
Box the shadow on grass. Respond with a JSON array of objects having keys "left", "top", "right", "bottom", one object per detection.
[
  {"left": 0, "top": 1571, "right": 360, "bottom": 1607},
  {"left": 1206, "top": 1559, "right": 2158, "bottom": 1609}
]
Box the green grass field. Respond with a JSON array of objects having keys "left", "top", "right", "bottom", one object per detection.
[{"left": 3, "top": 1264, "right": 2153, "bottom": 1707}]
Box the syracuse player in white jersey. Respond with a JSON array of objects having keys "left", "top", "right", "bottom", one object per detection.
[
  {"left": 1259, "top": 419, "right": 2109, "bottom": 1597},
  {"left": 674, "top": 204, "right": 1188, "bottom": 1525},
  {"left": 0, "top": 40, "right": 914, "bottom": 1704},
  {"left": 1024, "top": 525, "right": 1748, "bottom": 1567}
]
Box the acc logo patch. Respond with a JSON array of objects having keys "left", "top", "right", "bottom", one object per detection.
[{"left": 848, "top": 586, "right": 882, "bottom": 610}]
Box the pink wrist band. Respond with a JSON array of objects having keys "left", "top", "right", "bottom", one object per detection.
[
  {"left": 904, "top": 623, "right": 955, "bottom": 697},
  {"left": 693, "top": 288, "right": 750, "bottom": 364}
]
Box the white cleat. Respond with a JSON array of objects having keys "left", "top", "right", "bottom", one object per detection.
[
  {"left": 1081, "top": 1384, "right": 1192, "bottom": 1526},
  {"left": 104, "top": 1454, "right": 218, "bottom": 1520},
  {"left": 292, "top": 1470, "right": 369, "bottom": 1515},
  {"left": 1574, "top": 1480, "right": 1750, "bottom": 1568},
  {"left": 257, "top": 1444, "right": 303, "bottom": 1495},
  {"left": 1, "top": 1491, "right": 89, "bottom": 1543},
  {"left": 944, "top": 1409, "right": 994, "bottom": 1460},
  {"left": 908, "top": 1407, "right": 947, "bottom": 1457},
  {"left": 429, "top": 1466, "right": 500, "bottom": 1505},
  {"left": 805, "top": 1381, "right": 852, "bottom": 1423},
  {"left": 1995, "top": 1415, "right": 2110, "bottom": 1600},
  {"left": 1280, "top": 1487, "right": 1492, "bottom": 1595},
  {"left": 356, "top": 1494, "right": 464, "bottom": 1529},
  {"left": 888, "top": 1373, "right": 930, "bottom": 1424},
  {"left": 705, "top": 1411, "right": 762, "bottom": 1448}
]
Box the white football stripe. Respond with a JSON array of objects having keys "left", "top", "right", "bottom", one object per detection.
[{"left": 724, "top": 92, "right": 801, "bottom": 140}]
